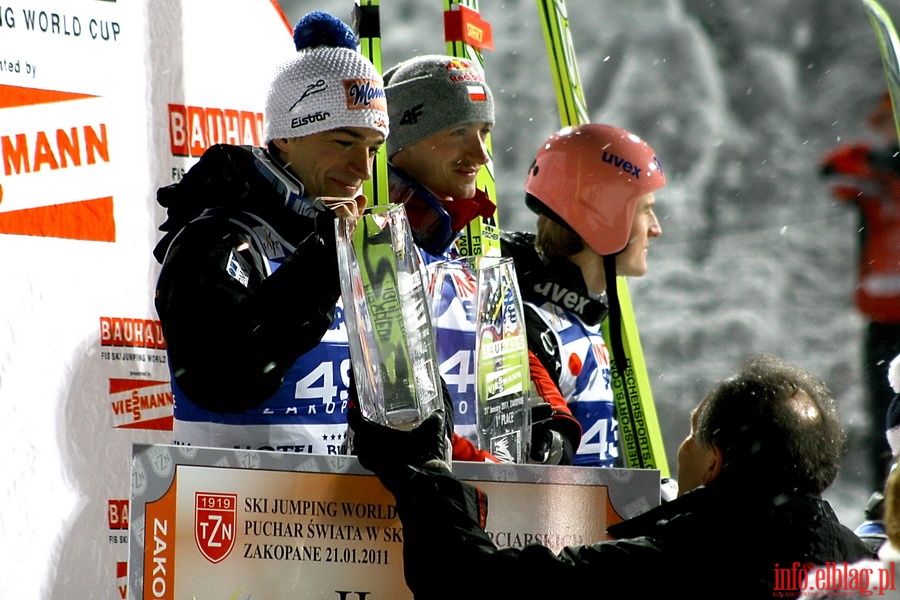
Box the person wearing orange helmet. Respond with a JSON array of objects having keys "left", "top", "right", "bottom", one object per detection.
[{"left": 501, "top": 123, "right": 665, "bottom": 467}]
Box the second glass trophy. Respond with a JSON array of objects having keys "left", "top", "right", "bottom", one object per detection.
[{"left": 429, "top": 256, "right": 531, "bottom": 462}]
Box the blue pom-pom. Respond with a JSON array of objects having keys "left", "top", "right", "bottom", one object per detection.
[{"left": 293, "top": 11, "right": 357, "bottom": 52}]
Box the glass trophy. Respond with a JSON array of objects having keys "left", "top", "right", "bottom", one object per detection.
[
  {"left": 335, "top": 203, "right": 442, "bottom": 430},
  {"left": 429, "top": 256, "right": 531, "bottom": 462}
]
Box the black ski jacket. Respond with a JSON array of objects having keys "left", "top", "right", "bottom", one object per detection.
[
  {"left": 153, "top": 144, "right": 341, "bottom": 412},
  {"left": 384, "top": 465, "right": 871, "bottom": 600},
  {"left": 500, "top": 231, "right": 608, "bottom": 385}
]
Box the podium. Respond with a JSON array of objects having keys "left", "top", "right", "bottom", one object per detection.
[{"left": 128, "top": 444, "right": 660, "bottom": 599}]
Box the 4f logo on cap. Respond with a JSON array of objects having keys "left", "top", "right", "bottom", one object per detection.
[
  {"left": 195, "top": 492, "right": 237, "bottom": 564},
  {"left": 400, "top": 103, "right": 425, "bottom": 125}
]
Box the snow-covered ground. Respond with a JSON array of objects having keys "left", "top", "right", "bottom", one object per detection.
[{"left": 280, "top": 0, "right": 900, "bottom": 528}]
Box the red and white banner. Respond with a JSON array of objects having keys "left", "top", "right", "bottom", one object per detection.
[{"left": 0, "top": 2, "right": 293, "bottom": 598}]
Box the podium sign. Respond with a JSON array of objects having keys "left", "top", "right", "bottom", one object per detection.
[{"left": 128, "top": 445, "right": 660, "bottom": 599}]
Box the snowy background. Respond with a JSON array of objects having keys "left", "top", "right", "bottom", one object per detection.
[{"left": 281, "top": 0, "right": 900, "bottom": 527}]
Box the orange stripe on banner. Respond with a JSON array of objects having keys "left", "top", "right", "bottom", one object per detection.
[
  {"left": 0, "top": 197, "right": 116, "bottom": 242},
  {"left": 118, "top": 417, "right": 173, "bottom": 431},
  {"left": 602, "top": 490, "right": 626, "bottom": 531},
  {"left": 0, "top": 84, "right": 97, "bottom": 109},
  {"left": 143, "top": 474, "right": 177, "bottom": 600},
  {"left": 268, "top": 0, "right": 292, "bottom": 32}
]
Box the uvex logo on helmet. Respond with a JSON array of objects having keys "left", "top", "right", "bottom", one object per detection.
[{"left": 601, "top": 151, "right": 645, "bottom": 179}]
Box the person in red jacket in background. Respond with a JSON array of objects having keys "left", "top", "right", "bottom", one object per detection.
[{"left": 821, "top": 91, "right": 900, "bottom": 493}]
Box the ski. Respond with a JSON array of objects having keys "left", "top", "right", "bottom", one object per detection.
[
  {"left": 536, "top": 0, "right": 670, "bottom": 476},
  {"left": 443, "top": 0, "right": 501, "bottom": 257},
  {"left": 863, "top": 0, "right": 900, "bottom": 143},
  {"left": 353, "top": 0, "right": 391, "bottom": 207}
]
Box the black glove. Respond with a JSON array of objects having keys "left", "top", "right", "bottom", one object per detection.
[
  {"left": 527, "top": 402, "right": 575, "bottom": 465},
  {"left": 528, "top": 423, "right": 574, "bottom": 465},
  {"left": 348, "top": 405, "right": 449, "bottom": 470}
]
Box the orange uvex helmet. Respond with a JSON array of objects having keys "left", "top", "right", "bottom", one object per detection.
[{"left": 525, "top": 123, "right": 666, "bottom": 255}]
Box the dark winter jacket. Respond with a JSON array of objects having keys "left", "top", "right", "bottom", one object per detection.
[
  {"left": 500, "top": 230, "right": 609, "bottom": 390},
  {"left": 384, "top": 465, "right": 871, "bottom": 600},
  {"left": 501, "top": 231, "right": 609, "bottom": 326},
  {"left": 154, "top": 144, "right": 341, "bottom": 412},
  {"left": 500, "top": 231, "right": 609, "bottom": 464}
]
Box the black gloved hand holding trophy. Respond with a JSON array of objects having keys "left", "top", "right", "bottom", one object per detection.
[{"left": 347, "top": 376, "right": 454, "bottom": 494}]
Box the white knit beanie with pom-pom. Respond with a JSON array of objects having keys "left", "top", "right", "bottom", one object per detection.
[{"left": 264, "top": 11, "right": 388, "bottom": 143}]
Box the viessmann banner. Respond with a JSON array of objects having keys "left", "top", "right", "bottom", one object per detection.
[{"left": 128, "top": 445, "right": 660, "bottom": 599}]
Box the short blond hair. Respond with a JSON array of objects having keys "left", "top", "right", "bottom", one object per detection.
[{"left": 535, "top": 214, "right": 584, "bottom": 259}]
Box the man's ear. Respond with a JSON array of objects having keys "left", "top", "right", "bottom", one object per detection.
[
  {"left": 701, "top": 445, "right": 724, "bottom": 485},
  {"left": 272, "top": 138, "right": 290, "bottom": 152}
]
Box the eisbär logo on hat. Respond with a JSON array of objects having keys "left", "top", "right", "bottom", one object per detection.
[{"left": 264, "top": 11, "right": 389, "bottom": 142}]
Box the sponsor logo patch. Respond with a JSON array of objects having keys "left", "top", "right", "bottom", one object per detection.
[
  {"left": 289, "top": 79, "right": 328, "bottom": 111},
  {"left": 109, "top": 378, "right": 173, "bottom": 430},
  {"left": 343, "top": 78, "right": 387, "bottom": 112}
]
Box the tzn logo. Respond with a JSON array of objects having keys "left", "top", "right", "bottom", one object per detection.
[{"left": 194, "top": 492, "right": 237, "bottom": 564}]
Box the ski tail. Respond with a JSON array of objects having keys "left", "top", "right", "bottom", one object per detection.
[
  {"left": 353, "top": 0, "right": 391, "bottom": 207},
  {"left": 536, "top": 0, "right": 589, "bottom": 127},
  {"left": 536, "top": 0, "right": 670, "bottom": 476},
  {"left": 863, "top": 0, "right": 900, "bottom": 145},
  {"left": 443, "top": 0, "right": 501, "bottom": 257}
]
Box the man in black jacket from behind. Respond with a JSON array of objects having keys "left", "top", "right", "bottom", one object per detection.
[{"left": 349, "top": 353, "right": 871, "bottom": 599}]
